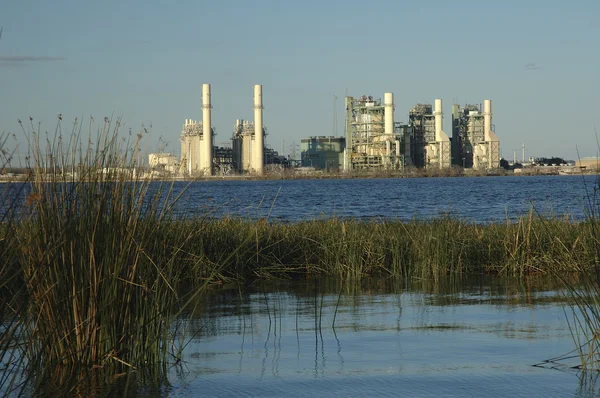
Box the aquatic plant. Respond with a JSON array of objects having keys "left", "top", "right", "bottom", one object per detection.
[
  {"left": 164, "top": 213, "right": 598, "bottom": 282},
  {"left": 4, "top": 117, "right": 600, "bottom": 393},
  {"left": 546, "top": 164, "right": 600, "bottom": 371},
  {"left": 0, "top": 117, "right": 220, "bottom": 395}
]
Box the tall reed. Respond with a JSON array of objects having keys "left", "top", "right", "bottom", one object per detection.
[
  {"left": 547, "top": 171, "right": 600, "bottom": 371},
  {"left": 166, "top": 214, "right": 598, "bottom": 282},
  {"left": 0, "top": 117, "right": 214, "bottom": 394}
]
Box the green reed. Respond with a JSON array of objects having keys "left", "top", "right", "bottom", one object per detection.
[
  {"left": 545, "top": 171, "right": 600, "bottom": 372},
  {"left": 164, "top": 214, "right": 598, "bottom": 282},
  {"left": 0, "top": 117, "right": 222, "bottom": 395},
  {"left": 4, "top": 117, "right": 600, "bottom": 392}
]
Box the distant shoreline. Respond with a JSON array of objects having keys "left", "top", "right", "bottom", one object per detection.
[{"left": 0, "top": 165, "right": 595, "bottom": 183}]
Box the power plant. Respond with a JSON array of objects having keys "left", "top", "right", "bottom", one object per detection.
[
  {"left": 231, "top": 85, "right": 266, "bottom": 174},
  {"left": 343, "top": 93, "right": 404, "bottom": 171},
  {"left": 181, "top": 84, "right": 268, "bottom": 177},
  {"left": 451, "top": 100, "right": 500, "bottom": 169},
  {"left": 178, "top": 84, "right": 501, "bottom": 176},
  {"left": 408, "top": 99, "right": 451, "bottom": 169},
  {"left": 341, "top": 93, "right": 456, "bottom": 172},
  {"left": 180, "top": 84, "right": 214, "bottom": 176}
]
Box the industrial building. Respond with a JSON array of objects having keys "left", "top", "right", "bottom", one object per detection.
[
  {"left": 231, "top": 85, "right": 266, "bottom": 174},
  {"left": 340, "top": 93, "right": 452, "bottom": 171},
  {"left": 343, "top": 93, "right": 404, "bottom": 171},
  {"left": 451, "top": 100, "right": 500, "bottom": 169},
  {"left": 231, "top": 119, "right": 268, "bottom": 173},
  {"left": 301, "top": 94, "right": 500, "bottom": 172},
  {"left": 301, "top": 136, "right": 345, "bottom": 170},
  {"left": 180, "top": 84, "right": 214, "bottom": 176},
  {"left": 148, "top": 153, "right": 178, "bottom": 173},
  {"left": 214, "top": 144, "right": 234, "bottom": 174},
  {"left": 408, "top": 99, "right": 451, "bottom": 169},
  {"left": 179, "top": 85, "right": 501, "bottom": 175}
]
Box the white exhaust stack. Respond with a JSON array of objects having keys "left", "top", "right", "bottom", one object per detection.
[
  {"left": 483, "top": 99, "right": 492, "bottom": 141},
  {"left": 384, "top": 93, "right": 394, "bottom": 162},
  {"left": 384, "top": 92, "right": 394, "bottom": 137},
  {"left": 254, "top": 84, "right": 264, "bottom": 175},
  {"left": 434, "top": 98, "right": 443, "bottom": 141},
  {"left": 202, "top": 84, "right": 213, "bottom": 176}
]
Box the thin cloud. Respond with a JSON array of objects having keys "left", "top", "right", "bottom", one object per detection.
[
  {"left": 0, "top": 27, "right": 66, "bottom": 64},
  {"left": 525, "top": 62, "right": 542, "bottom": 70},
  {"left": 0, "top": 56, "right": 67, "bottom": 62}
]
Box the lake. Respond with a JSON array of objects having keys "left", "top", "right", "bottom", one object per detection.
[
  {"left": 172, "top": 174, "right": 599, "bottom": 223},
  {"left": 168, "top": 277, "right": 594, "bottom": 397}
]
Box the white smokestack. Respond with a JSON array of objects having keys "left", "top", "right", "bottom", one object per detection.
[
  {"left": 484, "top": 99, "right": 492, "bottom": 142},
  {"left": 434, "top": 98, "right": 443, "bottom": 141},
  {"left": 202, "top": 84, "right": 213, "bottom": 176},
  {"left": 254, "top": 84, "right": 264, "bottom": 175},
  {"left": 384, "top": 92, "right": 394, "bottom": 136}
]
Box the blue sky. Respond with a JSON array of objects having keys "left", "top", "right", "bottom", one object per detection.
[{"left": 1, "top": 0, "right": 599, "bottom": 162}]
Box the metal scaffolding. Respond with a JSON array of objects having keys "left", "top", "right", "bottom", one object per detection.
[
  {"left": 344, "top": 95, "right": 404, "bottom": 171},
  {"left": 451, "top": 102, "right": 500, "bottom": 169}
]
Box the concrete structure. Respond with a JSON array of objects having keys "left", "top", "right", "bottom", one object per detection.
[
  {"left": 343, "top": 93, "right": 405, "bottom": 171},
  {"left": 451, "top": 100, "right": 500, "bottom": 169},
  {"left": 180, "top": 84, "right": 215, "bottom": 176},
  {"left": 575, "top": 158, "right": 600, "bottom": 170},
  {"left": 301, "top": 136, "right": 345, "bottom": 170},
  {"left": 232, "top": 119, "right": 258, "bottom": 173},
  {"left": 231, "top": 85, "right": 267, "bottom": 174},
  {"left": 253, "top": 84, "right": 264, "bottom": 175},
  {"left": 149, "top": 153, "right": 178, "bottom": 173},
  {"left": 408, "top": 100, "right": 451, "bottom": 169}
]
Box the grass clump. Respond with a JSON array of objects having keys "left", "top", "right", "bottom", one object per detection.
[{"left": 0, "top": 117, "right": 217, "bottom": 395}]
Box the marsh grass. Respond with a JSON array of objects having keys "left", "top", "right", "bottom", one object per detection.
[
  {"left": 0, "top": 117, "right": 230, "bottom": 395},
  {"left": 544, "top": 168, "right": 600, "bottom": 372},
  {"left": 4, "top": 116, "right": 600, "bottom": 391},
  {"left": 168, "top": 213, "right": 599, "bottom": 283}
]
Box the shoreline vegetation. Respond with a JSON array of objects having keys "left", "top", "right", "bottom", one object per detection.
[
  {"left": 2, "top": 120, "right": 600, "bottom": 394},
  {"left": 0, "top": 163, "right": 593, "bottom": 183}
]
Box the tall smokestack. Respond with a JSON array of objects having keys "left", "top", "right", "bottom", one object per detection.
[
  {"left": 254, "top": 84, "right": 264, "bottom": 175},
  {"left": 484, "top": 99, "right": 492, "bottom": 142},
  {"left": 202, "top": 84, "right": 213, "bottom": 176},
  {"left": 384, "top": 93, "right": 394, "bottom": 136},
  {"left": 434, "top": 98, "right": 443, "bottom": 141}
]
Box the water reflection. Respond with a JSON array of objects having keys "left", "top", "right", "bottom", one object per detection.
[{"left": 173, "top": 277, "right": 598, "bottom": 397}]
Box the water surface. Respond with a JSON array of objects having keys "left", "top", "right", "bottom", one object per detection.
[
  {"left": 169, "top": 278, "right": 596, "bottom": 397},
  {"left": 174, "top": 174, "right": 599, "bottom": 222}
]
